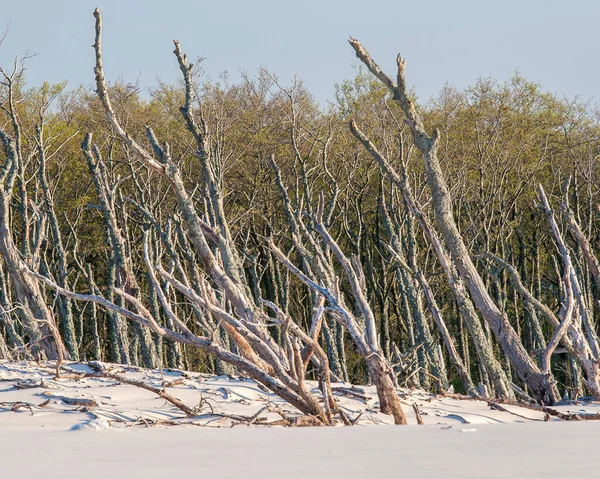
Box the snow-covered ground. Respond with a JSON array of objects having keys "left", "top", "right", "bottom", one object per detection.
[{"left": 2, "top": 360, "right": 599, "bottom": 477}]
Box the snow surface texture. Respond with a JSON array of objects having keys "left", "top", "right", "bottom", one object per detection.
[{"left": 2, "top": 360, "right": 599, "bottom": 478}]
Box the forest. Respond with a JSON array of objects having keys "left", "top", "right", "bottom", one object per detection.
[{"left": 0, "top": 9, "right": 599, "bottom": 426}]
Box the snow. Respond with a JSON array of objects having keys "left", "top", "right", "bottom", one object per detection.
[{"left": 2, "top": 360, "right": 599, "bottom": 478}]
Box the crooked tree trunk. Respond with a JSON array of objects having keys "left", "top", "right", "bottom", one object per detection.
[{"left": 349, "top": 38, "right": 556, "bottom": 404}]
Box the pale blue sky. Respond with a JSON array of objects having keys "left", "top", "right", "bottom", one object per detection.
[{"left": 0, "top": 0, "right": 597, "bottom": 106}]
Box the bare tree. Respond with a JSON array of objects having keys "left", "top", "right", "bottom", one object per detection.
[{"left": 348, "top": 37, "right": 557, "bottom": 403}]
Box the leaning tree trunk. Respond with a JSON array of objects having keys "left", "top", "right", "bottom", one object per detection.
[{"left": 349, "top": 38, "right": 556, "bottom": 404}]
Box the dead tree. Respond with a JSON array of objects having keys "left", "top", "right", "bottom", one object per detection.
[
  {"left": 36, "top": 125, "right": 79, "bottom": 360},
  {"left": 561, "top": 176, "right": 600, "bottom": 292},
  {"left": 268, "top": 193, "right": 408, "bottom": 424},
  {"left": 536, "top": 184, "right": 600, "bottom": 399},
  {"left": 348, "top": 38, "right": 556, "bottom": 403},
  {"left": 36, "top": 8, "right": 339, "bottom": 424},
  {"left": 268, "top": 153, "right": 348, "bottom": 381},
  {"left": 82, "top": 135, "right": 159, "bottom": 367},
  {"left": 0, "top": 62, "right": 65, "bottom": 360},
  {"left": 350, "top": 122, "right": 513, "bottom": 398},
  {"left": 380, "top": 200, "right": 471, "bottom": 394}
]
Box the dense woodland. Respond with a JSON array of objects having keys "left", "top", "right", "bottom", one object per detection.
[{"left": 0, "top": 10, "right": 599, "bottom": 424}]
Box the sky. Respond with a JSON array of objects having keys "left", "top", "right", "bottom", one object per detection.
[{"left": 0, "top": 0, "right": 598, "bottom": 107}]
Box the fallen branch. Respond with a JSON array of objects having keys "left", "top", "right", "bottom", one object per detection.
[
  {"left": 488, "top": 402, "right": 544, "bottom": 422},
  {"left": 41, "top": 391, "right": 97, "bottom": 407},
  {"left": 0, "top": 401, "right": 43, "bottom": 414},
  {"left": 441, "top": 392, "right": 600, "bottom": 421},
  {"left": 413, "top": 403, "right": 424, "bottom": 425},
  {"left": 332, "top": 386, "right": 370, "bottom": 404},
  {"left": 84, "top": 362, "right": 195, "bottom": 416}
]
